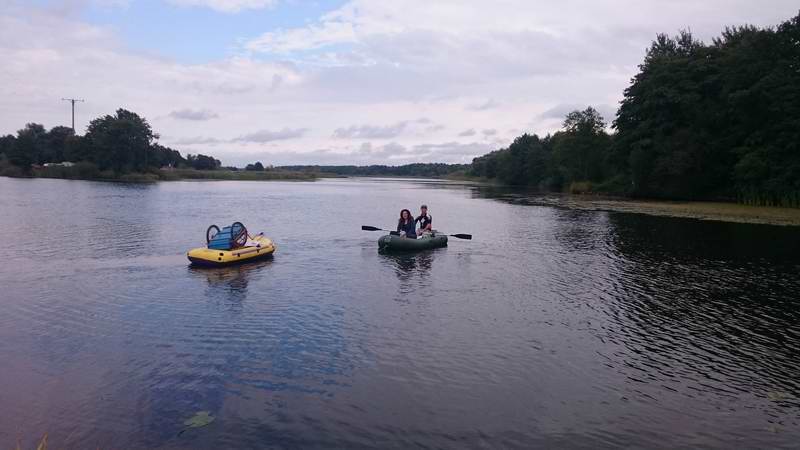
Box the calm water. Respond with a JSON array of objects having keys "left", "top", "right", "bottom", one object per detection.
[{"left": 1, "top": 177, "right": 799, "bottom": 449}]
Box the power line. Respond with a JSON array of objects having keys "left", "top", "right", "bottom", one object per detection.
[{"left": 61, "top": 98, "right": 84, "bottom": 132}]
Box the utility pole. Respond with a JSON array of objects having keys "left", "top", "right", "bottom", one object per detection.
[{"left": 61, "top": 98, "right": 84, "bottom": 132}]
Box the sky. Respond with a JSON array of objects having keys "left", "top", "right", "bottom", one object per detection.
[{"left": 1, "top": 0, "right": 797, "bottom": 166}]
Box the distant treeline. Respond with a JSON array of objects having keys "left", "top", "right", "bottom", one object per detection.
[
  {"left": 0, "top": 109, "right": 224, "bottom": 178},
  {"left": 280, "top": 163, "right": 468, "bottom": 177},
  {"left": 470, "top": 13, "right": 800, "bottom": 207}
]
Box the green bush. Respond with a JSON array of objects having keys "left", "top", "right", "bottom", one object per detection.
[{"left": 568, "top": 181, "right": 593, "bottom": 194}]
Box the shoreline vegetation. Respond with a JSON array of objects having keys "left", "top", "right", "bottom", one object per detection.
[
  {"left": 494, "top": 192, "right": 800, "bottom": 227},
  {"left": 1, "top": 163, "right": 322, "bottom": 182}
]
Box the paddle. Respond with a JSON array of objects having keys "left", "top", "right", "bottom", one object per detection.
[
  {"left": 361, "top": 226, "right": 472, "bottom": 240},
  {"left": 361, "top": 225, "right": 386, "bottom": 231},
  {"left": 449, "top": 233, "right": 472, "bottom": 240}
]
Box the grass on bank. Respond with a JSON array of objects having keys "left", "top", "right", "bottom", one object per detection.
[
  {"left": 160, "top": 168, "right": 320, "bottom": 181},
  {"left": 15, "top": 433, "right": 47, "bottom": 450},
  {"left": 0, "top": 160, "right": 321, "bottom": 182}
]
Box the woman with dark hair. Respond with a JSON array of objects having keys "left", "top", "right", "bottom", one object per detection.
[{"left": 397, "top": 209, "right": 417, "bottom": 239}]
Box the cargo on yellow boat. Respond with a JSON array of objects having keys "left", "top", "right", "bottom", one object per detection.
[{"left": 188, "top": 233, "right": 276, "bottom": 267}]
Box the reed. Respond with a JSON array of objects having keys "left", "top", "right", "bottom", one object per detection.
[
  {"left": 15, "top": 433, "right": 47, "bottom": 450},
  {"left": 738, "top": 189, "right": 800, "bottom": 209}
]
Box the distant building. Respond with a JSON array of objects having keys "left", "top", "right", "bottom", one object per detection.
[{"left": 43, "top": 162, "right": 75, "bottom": 167}]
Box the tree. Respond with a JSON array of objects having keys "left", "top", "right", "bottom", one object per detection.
[
  {"left": 553, "top": 107, "right": 611, "bottom": 183},
  {"left": 151, "top": 144, "right": 186, "bottom": 168},
  {"left": 186, "top": 154, "right": 221, "bottom": 170},
  {"left": 563, "top": 107, "right": 606, "bottom": 134},
  {"left": 63, "top": 135, "right": 91, "bottom": 163},
  {"left": 7, "top": 123, "right": 47, "bottom": 169},
  {"left": 245, "top": 161, "right": 264, "bottom": 171},
  {"left": 43, "top": 126, "right": 75, "bottom": 163},
  {"left": 611, "top": 13, "right": 800, "bottom": 203},
  {"left": 85, "top": 109, "right": 156, "bottom": 172},
  {"left": 0, "top": 134, "right": 15, "bottom": 158}
]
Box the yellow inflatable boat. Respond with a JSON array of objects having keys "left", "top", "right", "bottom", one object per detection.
[{"left": 187, "top": 223, "right": 276, "bottom": 267}]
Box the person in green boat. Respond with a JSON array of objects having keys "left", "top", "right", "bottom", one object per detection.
[
  {"left": 416, "top": 204, "right": 433, "bottom": 236},
  {"left": 397, "top": 209, "right": 417, "bottom": 238}
]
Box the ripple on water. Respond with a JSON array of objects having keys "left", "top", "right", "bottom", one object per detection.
[{"left": 1, "top": 178, "right": 800, "bottom": 448}]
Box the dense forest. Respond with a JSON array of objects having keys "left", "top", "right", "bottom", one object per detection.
[
  {"left": 0, "top": 109, "right": 222, "bottom": 179},
  {"left": 280, "top": 163, "right": 467, "bottom": 177},
  {"left": 469, "top": 13, "right": 800, "bottom": 207}
]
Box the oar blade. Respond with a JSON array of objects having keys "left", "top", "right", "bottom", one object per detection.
[
  {"left": 450, "top": 233, "right": 472, "bottom": 240},
  {"left": 362, "top": 225, "right": 382, "bottom": 231}
]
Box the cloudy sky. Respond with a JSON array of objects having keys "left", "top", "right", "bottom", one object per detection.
[{"left": 1, "top": 0, "right": 797, "bottom": 166}]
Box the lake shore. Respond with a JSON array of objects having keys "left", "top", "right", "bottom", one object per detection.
[
  {"left": 0, "top": 165, "right": 324, "bottom": 182},
  {"left": 508, "top": 194, "right": 800, "bottom": 226}
]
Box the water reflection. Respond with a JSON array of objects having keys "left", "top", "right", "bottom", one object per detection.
[
  {"left": 188, "top": 259, "right": 274, "bottom": 308},
  {"left": 383, "top": 252, "right": 434, "bottom": 277},
  {"left": 551, "top": 208, "right": 610, "bottom": 252},
  {"left": 603, "top": 213, "right": 800, "bottom": 415},
  {"left": 381, "top": 252, "right": 436, "bottom": 299},
  {"left": 468, "top": 183, "right": 539, "bottom": 203}
]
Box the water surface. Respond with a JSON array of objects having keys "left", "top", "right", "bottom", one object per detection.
[{"left": 1, "top": 177, "right": 798, "bottom": 449}]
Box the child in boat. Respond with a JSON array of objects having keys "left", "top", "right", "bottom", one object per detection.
[
  {"left": 416, "top": 204, "right": 432, "bottom": 236},
  {"left": 397, "top": 209, "right": 417, "bottom": 238}
]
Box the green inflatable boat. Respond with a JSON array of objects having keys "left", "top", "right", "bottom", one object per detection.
[{"left": 378, "top": 231, "right": 448, "bottom": 252}]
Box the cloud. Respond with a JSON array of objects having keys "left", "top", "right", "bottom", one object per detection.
[
  {"left": 540, "top": 104, "right": 585, "bottom": 119},
  {"left": 333, "top": 118, "right": 443, "bottom": 139},
  {"left": 168, "top": 108, "right": 219, "bottom": 121},
  {"left": 425, "top": 124, "right": 446, "bottom": 133},
  {"left": 167, "top": 0, "right": 277, "bottom": 13},
  {"left": 234, "top": 127, "right": 308, "bottom": 143},
  {"left": 481, "top": 128, "right": 497, "bottom": 136},
  {"left": 466, "top": 99, "right": 500, "bottom": 111},
  {"left": 333, "top": 121, "right": 409, "bottom": 139},
  {"left": 355, "top": 141, "right": 409, "bottom": 159},
  {"left": 167, "top": 136, "right": 222, "bottom": 145},
  {"left": 458, "top": 128, "right": 476, "bottom": 137},
  {"left": 540, "top": 103, "right": 618, "bottom": 124},
  {"left": 411, "top": 141, "right": 494, "bottom": 161},
  {"left": 224, "top": 140, "right": 493, "bottom": 166},
  {"left": 246, "top": 19, "right": 358, "bottom": 53}
]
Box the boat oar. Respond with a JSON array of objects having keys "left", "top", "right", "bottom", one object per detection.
[
  {"left": 362, "top": 225, "right": 471, "bottom": 240},
  {"left": 361, "top": 225, "right": 386, "bottom": 231},
  {"left": 362, "top": 226, "right": 400, "bottom": 235}
]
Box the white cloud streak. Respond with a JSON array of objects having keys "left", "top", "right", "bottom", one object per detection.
[
  {"left": 168, "top": 108, "right": 220, "bottom": 121},
  {"left": 167, "top": 0, "right": 276, "bottom": 13},
  {"left": 234, "top": 127, "right": 309, "bottom": 143}
]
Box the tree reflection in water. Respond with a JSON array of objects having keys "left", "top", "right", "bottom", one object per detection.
[{"left": 603, "top": 213, "right": 800, "bottom": 412}]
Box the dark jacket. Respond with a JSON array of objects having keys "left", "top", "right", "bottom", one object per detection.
[
  {"left": 416, "top": 213, "right": 432, "bottom": 231},
  {"left": 397, "top": 218, "right": 417, "bottom": 238}
]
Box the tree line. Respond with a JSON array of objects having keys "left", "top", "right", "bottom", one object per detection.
[
  {"left": 279, "top": 163, "right": 467, "bottom": 177},
  {"left": 469, "top": 12, "right": 800, "bottom": 207},
  {"left": 0, "top": 109, "right": 222, "bottom": 177}
]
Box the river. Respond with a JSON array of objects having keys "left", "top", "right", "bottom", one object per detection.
[{"left": 1, "top": 177, "right": 798, "bottom": 449}]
